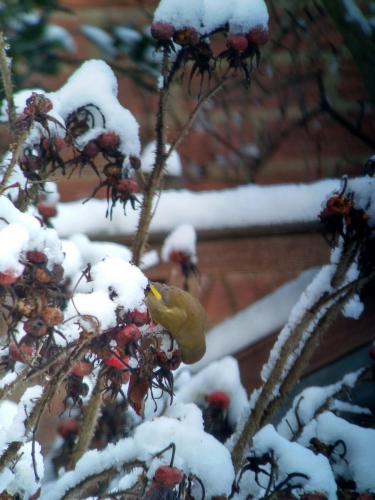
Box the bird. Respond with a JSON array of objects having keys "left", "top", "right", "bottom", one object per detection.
[{"left": 145, "top": 282, "right": 206, "bottom": 364}]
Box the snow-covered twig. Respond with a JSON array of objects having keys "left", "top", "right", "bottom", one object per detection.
[{"left": 230, "top": 240, "right": 373, "bottom": 472}]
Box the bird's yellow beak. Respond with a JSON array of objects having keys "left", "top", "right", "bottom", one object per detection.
[{"left": 150, "top": 284, "right": 162, "bottom": 301}]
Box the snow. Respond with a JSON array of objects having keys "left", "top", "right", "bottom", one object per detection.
[
  {"left": 6, "top": 441, "right": 44, "bottom": 498},
  {"left": 342, "top": 0, "right": 372, "bottom": 35},
  {"left": 141, "top": 141, "right": 182, "bottom": 176},
  {"left": 161, "top": 224, "right": 197, "bottom": 262},
  {"left": 153, "top": 0, "right": 269, "bottom": 34},
  {"left": 40, "top": 437, "right": 137, "bottom": 500},
  {"left": 0, "top": 196, "right": 64, "bottom": 276},
  {"left": 59, "top": 257, "right": 148, "bottom": 343},
  {"left": 277, "top": 369, "right": 364, "bottom": 440},
  {"left": 174, "top": 357, "right": 248, "bottom": 426},
  {"left": 42, "top": 408, "right": 234, "bottom": 499},
  {"left": 54, "top": 177, "right": 360, "bottom": 238},
  {"left": 300, "top": 412, "right": 375, "bottom": 492},
  {"left": 229, "top": 0, "right": 269, "bottom": 35},
  {"left": 342, "top": 293, "right": 364, "bottom": 319},
  {"left": 114, "top": 26, "right": 142, "bottom": 46},
  {"left": 193, "top": 268, "right": 319, "bottom": 371},
  {"left": 154, "top": 0, "right": 204, "bottom": 33},
  {"left": 44, "top": 24, "right": 76, "bottom": 53},
  {"left": 81, "top": 25, "right": 116, "bottom": 57},
  {"left": 260, "top": 262, "right": 336, "bottom": 386},
  {"left": 134, "top": 414, "right": 235, "bottom": 497},
  {"left": 108, "top": 466, "right": 143, "bottom": 495},
  {"left": 252, "top": 424, "right": 337, "bottom": 499},
  {"left": 90, "top": 257, "right": 148, "bottom": 311},
  {"left": 49, "top": 60, "right": 140, "bottom": 159}
]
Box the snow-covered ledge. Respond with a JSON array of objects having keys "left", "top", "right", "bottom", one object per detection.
[{"left": 52, "top": 178, "right": 374, "bottom": 240}]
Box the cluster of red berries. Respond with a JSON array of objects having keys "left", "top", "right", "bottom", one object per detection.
[
  {"left": 1, "top": 250, "right": 65, "bottom": 367},
  {"left": 319, "top": 191, "right": 369, "bottom": 246},
  {"left": 150, "top": 20, "right": 269, "bottom": 85},
  {"left": 16, "top": 95, "right": 141, "bottom": 220},
  {"left": 151, "top": 22, "right": 268, "bottom": 52}
]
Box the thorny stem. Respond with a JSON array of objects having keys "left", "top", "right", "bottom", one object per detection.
[
  {"left": 67, "top": 366, "right": 106, "bottom": 470},
  {"left": 132, "top": 49, "right": 170, "bottom": 266},
  {"left": 290, "top": 367, "right": 367, "bottom": 442},
  {"left": 0, "top": 129, "right": 28, "bottom": 198},
  {"left": 0, "top": 319, "right": 100, "bottom": 473},
  {"left": 0, "top": 31, "right": 16, "bottom": 136},
  {"left": 132, "top": 62, "right": 229, "bottom": 265},
  {"left": 258, "top": 284, "right": 357, "bottom": 430},
  {"left": 230, "top": 251, "right": 374, "bottom": 473},
  {"left": 0, "top": 342, "right": 77, "bottom": 402},
  {"left": 165, "top": 74, "right": 229, "bottom": 161},
  {"left": 61, "top": 461, "right": 146, "bottom": 500}
]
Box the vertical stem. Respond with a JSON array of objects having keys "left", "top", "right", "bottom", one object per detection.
[
  {"left": 132, "top": 50, "right": 170, "bottom": 266},
  {"left": 67, "top": 367, "right": 106, "bottom": 470},
  {"left": 0, "top": 31, "right": 16, "bottom": 136}
]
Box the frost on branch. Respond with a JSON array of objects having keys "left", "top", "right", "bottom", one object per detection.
[{"left": 230, "top": 176, "right": 375, "bottom": 474}]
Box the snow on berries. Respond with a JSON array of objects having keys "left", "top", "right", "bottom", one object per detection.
[
  {"left": 152, "top": 0, "right": 269, "bottom": 42},
  {"left": 151, "top": 0, "right": 269, "bottom": 84}
]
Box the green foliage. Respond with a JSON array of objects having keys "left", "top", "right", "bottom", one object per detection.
[{"left": 0, "top": 0, "right": 72, "bottom": 96}]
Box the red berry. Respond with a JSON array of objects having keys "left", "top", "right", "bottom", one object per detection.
[
  {"left": 54, "top": 137, "right": 66, "bottom": 151},
  {"left": 57, "top": 419, "right": 79, "bottom": 439},
  {"left": 50, "top": 263, "right": 64, "bottom": 283},
  {"left": 369, "top": 344, "right": 375, "bottom": 360},
  {"left": 34, "top": 267, "right": 53, "bottom": 285},
  {"left": 173, "top": 27, "right": 199, "bottom": 47},
  {"left": 154, "top": 466, "right": 184, "bottom": 488},
  {"left": 24, "top": 318, "right": 48, "bottom": 338},
  {"left": 42, "top": 307, "right": 64, "bottom": 327},
  {"left": 0, "top": 271, "right": 18, "bottom": 286},
  {"left": 120, "top": 370, "right": 131, "bottom": 384},
  {"left": 82, "top": 140, "right": 100, "bottom": 159},
  {"left": 9, "top": 342, "right": 34, "bottom": 362},
  {"left": 115, "top": 324, "right": 141, "bottom": 347},
  {"left": 247, "top": 26, "right": 269, "bottom": 46},
  {"left": 151, "top": 22, "right": 175, "bottom": 41},
  {"left": 104, "top": 350, "right": 129, "bottom": 370},
  {"left": 206, "top": 391, "right": 230, "bottom": 410},
  {"left": 70, "top": 361, "right": 93, "bottom": 378},
  {"left": 128, "top": 309, "right": 150, "bottom": 327},
  {"left": 169, "top": 250, "right": 190, "bottom": 265},
  {"left": 227, "top": 34, "right": 248, "bottom": 52},
  {"left": 38, "top": 204, "right": 57, "bottom": 219},
  {"left": 41, "top": 137, "right": 66, "bottom": 152},
  {"left": 20, "top": 154, "right": 42, "bottom": 172},
  {"left": 26, "top": 250, "right": 48, "bottom": 265},
  {"left": 97, "top": 132, "right": 120, "bottom": 152},
  {"left": 115, "top": 179, "right": 138, "bottom": 194}
]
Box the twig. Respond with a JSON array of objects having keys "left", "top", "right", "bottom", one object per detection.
[
  {"left": 132, "top": 49, "right": 170, "bottom": 265},
  {"left": 0, "top": 129, "right": 28, "bottom": 198},
  {"left": 61, "top": 461, "right": 146, "bottom": 500},
  {"left": 165, "top": 74, "right": 230, "bottom": 161},
  {"left": 66, "top": 366, "right": 106, "bottom": 470},
  {"left": 230, "top": 256, "right": 375, "bottom": 473},
  {"left": 0, "top": 31, "right": 16, "bottom": 135}
]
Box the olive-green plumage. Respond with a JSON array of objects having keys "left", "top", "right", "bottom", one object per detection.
[{"left": 145, "top": 282, "right": 207, "bottom": 364}]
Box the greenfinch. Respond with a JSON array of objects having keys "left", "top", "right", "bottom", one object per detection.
[{"left": 145, "top": 282, "right": 206, "bottom": 364}]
